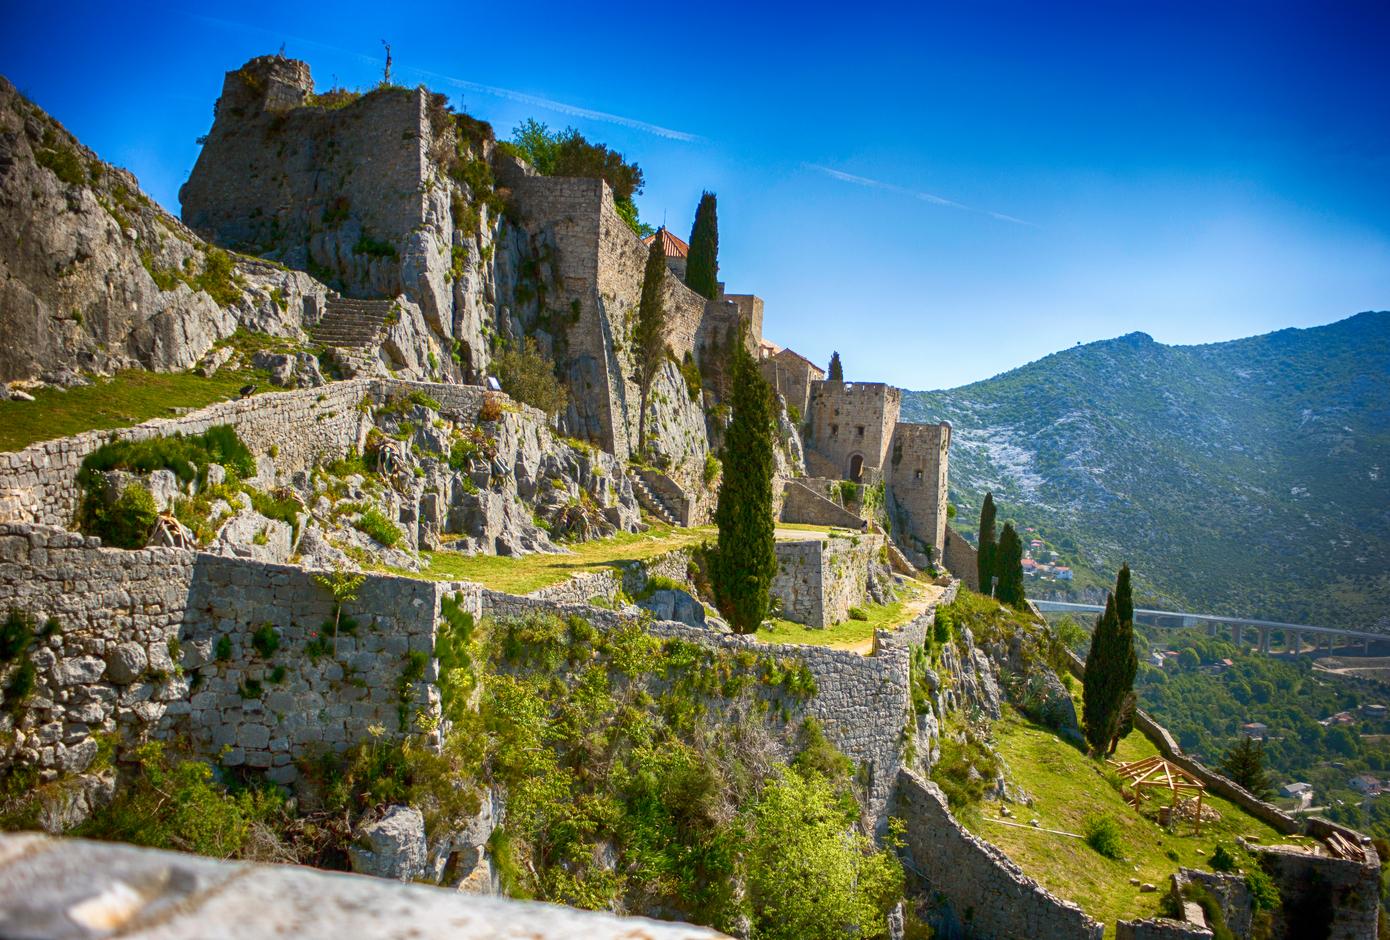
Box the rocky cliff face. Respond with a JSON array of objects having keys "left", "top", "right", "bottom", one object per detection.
[{"left": 0, "top": 76, "right": 308, "bottom": 384}]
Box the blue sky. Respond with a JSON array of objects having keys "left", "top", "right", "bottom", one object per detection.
[{"left": 5, "top": 1, "right": 1388, "bottom": 388}]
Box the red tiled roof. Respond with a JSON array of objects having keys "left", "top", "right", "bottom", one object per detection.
[{"left": 643, "top": 229, "right": 689, "bottom": 259}]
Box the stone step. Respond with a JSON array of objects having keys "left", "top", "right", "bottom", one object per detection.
[
  {"left": 310, "top": 295, "right": 395, "bottom": 351},
  {"left": 631, "top": 477, "right": 679, "bottom": 526}
]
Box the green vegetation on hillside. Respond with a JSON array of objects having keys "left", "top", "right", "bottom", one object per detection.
[
  {"left": 500, "top": 119, "right": 651, "bottom": 236},
  {"left": 968, "top": 705, "right": 1289, "bottom": 930},
  {"left": 904, "top": 311, "right": 1390, "bottom": 626}
]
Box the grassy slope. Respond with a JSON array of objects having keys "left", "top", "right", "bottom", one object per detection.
[
  {"left": 966, "top": 704, "right": 1296, "bottom": 932},
  {"left": 419, "top": 525, "right": 718, "bottom": 593},
  {"left": 0, "top": 369, "right": 264, "bottom": 452}
]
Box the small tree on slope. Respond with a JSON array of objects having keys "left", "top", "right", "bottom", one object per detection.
[
  {"left": 634, "top": 228, "right": 670, "bottom": 454},
  {"left": 977, "top": 492, "right": 998, "bottom": 595},
  {"left": 827, "top": 351, "right": 843, "bottom": 382},
  {"left": 713, "top": 340, "right": 777, "bottom": 634},
  {"left": 1083, "top": 566, "right": 1140, "bottom": 755},
  {"left": 1220, "top": 736, "right": 1273, "bottom": 799},
  {"left": 686, "top": 191, "right": 720, "bottom": 300},
  {"left": 994, "top": 522, "right": 1026, "bottom": 608}
]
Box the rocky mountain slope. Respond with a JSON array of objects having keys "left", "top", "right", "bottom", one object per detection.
[
  {"left": 0, "top": 77, "right": 316, "bottom": 384},
  {"left": 903, "top": 311, "right": 1390, "bottom": 628}
]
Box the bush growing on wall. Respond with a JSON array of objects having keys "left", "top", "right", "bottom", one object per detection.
[{"left": 490, "top": 338, "right": 568, "bottom": 418}]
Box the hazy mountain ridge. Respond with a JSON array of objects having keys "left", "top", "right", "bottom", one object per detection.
[{"left": 903, "top": 311, "right": 1390, "bottom": 627}]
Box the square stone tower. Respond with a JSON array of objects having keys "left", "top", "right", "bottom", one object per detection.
[
  {"left": 804, "top": 381, "right": 901, "bottom": 482},
  {"left": 886, "top": 422, "right": 952, "bottom": 566}
]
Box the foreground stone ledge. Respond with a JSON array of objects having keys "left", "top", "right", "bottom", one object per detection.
[{"left": 0, "top": 832, "right": 728, "bottom": 940}]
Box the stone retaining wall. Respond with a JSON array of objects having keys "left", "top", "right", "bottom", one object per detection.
[
  {"left": 0, "top": 521, "right": 474, "bottom": 786},
  {"left": 1115, "top": 919, "right": 1212, "bottom": 940},
  {"left": 779, "top": 479, "right": 867, "bottom": 530},
  {"left": 771, "top": 534, "right": 882, "bottom": 628},
  {"left": 943, "top": 524, "right": 979, "bottom": 589},
  {"left": 895, "top": 770, "right": 1104, "bottom": 939}
]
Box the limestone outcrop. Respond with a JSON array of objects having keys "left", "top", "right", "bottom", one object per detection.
[{"left": 0, "top": 77, "right": 310, "bottom": 384}]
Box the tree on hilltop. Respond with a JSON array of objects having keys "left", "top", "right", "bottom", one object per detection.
[
  {"left": 1220, "top": 736, "right": 1273, "bottom": 799},
  {"left": 504, "top": 119, "right": 649, "bottom": 236},
  {"left": 713, "top": 339, "right": 777, "bottom": 634},
  {"left": 686, "top": 192, "right": 720, "bottom": 300},
  {"left": 828, "top": 351, "right": 843, "bottom": 381},
  {"left": 977, "top": 493, "right": 997, "bottom": 595},
  {"left": 994, "top": 522, "right": 1026, "bottom": 608},
  {"left": 634, "top": 229, "right": 670, "bottom": 453}
]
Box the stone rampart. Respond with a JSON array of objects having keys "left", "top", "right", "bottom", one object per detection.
[
  {"left": 886, "top": 422, "right": 950, "bottom": 563},
  {"left": 0, "top": 377, "right": 541, "bottom": 534},
  {"left": 943, "top": 524, "right": 979, "bottom": 589},
  {"left": 1114, "top": 919, "right": 1212, "bottom": 940},
  {"left": 0, "top": 521, "right": 478, "bottom": 786},
  {"left": 895, "top": 770, "right": 1105, "bottom": 940},
  {"left": 1249, "top": 839, "right": 1380, "bottom": 940}
]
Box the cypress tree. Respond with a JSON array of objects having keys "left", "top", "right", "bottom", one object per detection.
[
  {"left": 994, "top": 522, "right": 1026, "bottom": 608},
  {"left": 1106, "top": 564, "right": 1138, "bottom": 754},
  {"left": 634, "top": 228, "right": 669, "bottom": 454},
  {"left": 686, "top": 191, "right": 720, "bottom": 300},
  {"left": 828, "top": 351, "right": 843, "bottom": 381},
  {"left": 1083, "top": 593, "right": 1121, "bottom": 754},
  {"left": 713, "top": 340, "right": 777, "bottom": 634},
  {"left": 977, "top": 493, "right": 997, "bottom": 595}
]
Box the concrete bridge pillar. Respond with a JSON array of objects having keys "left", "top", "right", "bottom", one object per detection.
[
  {"left": 1258, "top": 627, "right": 1270, "bottom": 654},
  {"left": 1207, "top": 622, "right": 1218, "bottom": 637},
  {"left": 1232, "top": 623, "right": 1243, "bottom": 647}
]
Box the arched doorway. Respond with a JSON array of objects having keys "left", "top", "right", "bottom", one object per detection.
[{"left": 848, "top": 454, "right": 864, "bottom": 483}]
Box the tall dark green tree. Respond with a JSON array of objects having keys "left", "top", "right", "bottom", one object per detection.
[
  {"left": 994, "top": 522, "right": 1026, "bottom": 608},
  {"left": 686, "top": 191, "right": 720, "bottom": 300},
  {"left": 827, "top": 351, "right": 843, "bottom": 381},
  {"left": 1220, "top": 736, "right": 1273, "bottom": 798},
  {"left": 713, "top": 340, "right": 778, "bottom": 634},
  {"left": 1083, "top": 594, "right": 1123, "bottom": 755},
  {"left": 977, "top": 493, "right": 998, "bottom": 595},
  {"left": 1082, "top": 566, "right": 1140, "bottom": 755},
  {"left": 634, "top": 229, "right": 670, "bottom": 453}
]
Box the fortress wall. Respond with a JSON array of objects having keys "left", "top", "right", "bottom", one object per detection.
[
  {"left": 896, "top": 771, "right": 1105, "bottom": 940},
  {"left": 887, "top": 422, "right": 951, "bottom": 562},
  {"left": 943, "top": 525, "right": 980, "bottom": 589},
  {"left": 760, "top": 351, "right": 823, "bottom": 419},
  {"left": 0, "top": 521, "right": 468, "bottom": 786},
  {"left": 479, "top": 590, "right": 910, "bottom": 825},
  {"left": 1251, "top": 839, "right": 1380, "bottom": 940},
  {"left": 779, "top": 479, "right": 867, "bottom": 530}
]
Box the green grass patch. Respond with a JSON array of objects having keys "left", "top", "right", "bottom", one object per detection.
[
  {"left": 964, "top": 703, "right": 1295, "bottom": 929},
  {"left": 417, "top": 525, "right": 716, "bottom": 594},
  {"left": 0, "top": 369, "right": 265, "bottom": 452}
]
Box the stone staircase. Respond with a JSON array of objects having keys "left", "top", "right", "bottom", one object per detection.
[
  {"left": 630, "top": 474, "right": 680, "bottom": 527},
  {"left": 310, "top": 296, "right": 395, "bottom": 368}
]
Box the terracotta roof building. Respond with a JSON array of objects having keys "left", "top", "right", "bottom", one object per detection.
[{"left": 642, "top": 229, "right": 690, "bottom": 280}]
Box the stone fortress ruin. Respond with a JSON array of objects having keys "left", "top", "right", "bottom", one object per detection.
[{"left": 0, "top": 52, "right": 1380, "bottom": 940}]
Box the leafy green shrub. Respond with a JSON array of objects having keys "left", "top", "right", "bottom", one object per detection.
[
  {"left": 703, "top": 452, "right": 721, "bottom": 487},
  {"left": 490, "top": 338, "right": 568, "bottom": 417},
  {"left": 1210, "top": 843, "right": 1237, "bottom": 872},
  {"left": 75, "top": 741, "right": 284, "bottom": 857},
  {"left": 2, "top": 660, "right": 36, "bottom": 715},
  {"left": 35, "top": 136, "right": 87, "bottom": 186},
  {"left": 84, "top": 483, "right": 158, "bottom": 549},
  {"left": 354, "top": 507, "right": 402, "bottom": 547},
  {"left": 251, "top": 624, "right": 280, "bottom": 658},
  {"left": 1083, "top": 815, "right": 1124, "bottom": 859},
  {"left": 0, "top": 610, "right": 35, "bottom": 662},
  {"left": 80, "top": 425, "right": 255, "bottom": 484},
  {"left": 746, "top": 766, "right": 903, "bottom": 939},
  {"left": 244, "top": 487, "right": 301, "bottom": 540},
  {"left": 352, "top": 234, "right": 398, "bottom": 259},
  {"left": 847, "top": 606, "right": 869, "bottom": 621},
  {"left": 215, "top": 634, "right": 232, "bottom": 662}
]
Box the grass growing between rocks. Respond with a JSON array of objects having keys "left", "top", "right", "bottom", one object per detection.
[
  {"left": 755, "top": 579, "right": 940, "bottom": 650},
  {"left": 0, "top": 369, "right": 266, "bottom": 452},
  {"left": 962, "top": 703, "right": 1294, "bottom": 932}
]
